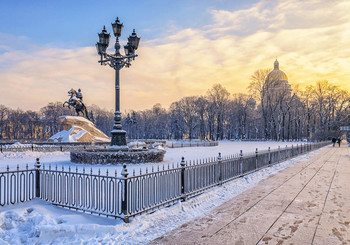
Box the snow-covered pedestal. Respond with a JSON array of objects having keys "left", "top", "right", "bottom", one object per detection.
[{"left": 49, "top": 116, "right": 110, "bottom": 143}]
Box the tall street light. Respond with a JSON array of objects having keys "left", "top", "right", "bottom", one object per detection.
[{"left": 96, "top": 17, "right": 140, "bottom": 147}]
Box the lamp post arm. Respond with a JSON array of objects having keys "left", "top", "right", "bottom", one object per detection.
[{"left": 98, "top": 54, "right": 138, "bottom": 69}]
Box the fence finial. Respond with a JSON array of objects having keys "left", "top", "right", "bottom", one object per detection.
[
  {"left": 180, "top": 157, "right": 186, "bottom": 167},
  {"left": 121, "top": 163, "right": 128, "bottom": 178},
  {"left": 35, "top": 158, "right": 41, "bottom": 169}
]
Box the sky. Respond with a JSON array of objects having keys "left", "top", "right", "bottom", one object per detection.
[{"left": 0, "top": 0, "right": 349, "bottom": 112}]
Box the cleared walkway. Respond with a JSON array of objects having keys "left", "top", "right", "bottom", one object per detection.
[{"left": 151, "top": 145, "right": 350, "bottom": 245}]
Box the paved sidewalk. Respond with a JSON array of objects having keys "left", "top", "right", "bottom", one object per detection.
[{"left": 151, "top": 146, "right": 350, "bottom": 245}]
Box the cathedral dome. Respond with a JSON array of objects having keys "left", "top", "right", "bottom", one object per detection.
[{"left": 266, "top": 59, "right": 288, "bottom": 81}]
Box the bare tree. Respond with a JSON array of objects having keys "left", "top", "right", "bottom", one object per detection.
[
  {"left": 207, "top": 84, "right": 230, "bottom": 140},
  {"left": 0, "top": 105, "right": 8, "bottom": 139}
]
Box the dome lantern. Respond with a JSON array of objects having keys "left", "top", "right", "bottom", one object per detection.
[{"left": 274, "top": 59, "right": 279, "bottom": 70}]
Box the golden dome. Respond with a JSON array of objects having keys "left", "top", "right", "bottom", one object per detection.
[{"left": 266, "top": 59, "right": 288, "bottom": 81}]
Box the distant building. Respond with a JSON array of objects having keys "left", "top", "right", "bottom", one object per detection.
[{"left": 265, "top": 59, "right": 291, "bottom": 96}]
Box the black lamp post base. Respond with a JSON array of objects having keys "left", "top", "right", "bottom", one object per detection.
[{"left": 110, "top": 130, "right": 127, "bottom": 147}]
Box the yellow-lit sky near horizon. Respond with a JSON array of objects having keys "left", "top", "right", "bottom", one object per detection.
[{"left": 0, "top": 0, "right": 349, "bottom": 112}]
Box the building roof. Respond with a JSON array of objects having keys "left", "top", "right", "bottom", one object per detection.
[{"left": 266, "top": 59, "right": 288, "bottom": 81}]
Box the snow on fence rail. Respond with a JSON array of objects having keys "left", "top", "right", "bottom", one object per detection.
[
  {"left": 0, "top": 144, "right": 110, "bottom": 153},
  {"left": 166, "top": 141, "right": 218, "bottom": 148},
  {"left": 0, "top": 142, "right": 329, "bottom": 222}
]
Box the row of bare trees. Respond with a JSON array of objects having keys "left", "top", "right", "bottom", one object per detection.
[
  {"left": 1, "top": 71, "right": 349, "bottom": 141},
  {"left": 123, "top": 74, "right": 349, "bottom": 141}
]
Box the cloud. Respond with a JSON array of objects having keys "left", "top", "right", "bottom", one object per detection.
[{"left": 0, "top": 0, "right": 349, "bottom": 112}]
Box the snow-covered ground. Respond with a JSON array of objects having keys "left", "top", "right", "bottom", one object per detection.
[
  {"left": 0, "top": 141, "right": 325, "bottom": 244},
  {"left": 0, "top": 140, "right": 305, "bottom": 173}
]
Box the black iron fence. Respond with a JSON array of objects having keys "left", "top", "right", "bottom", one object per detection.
[
  {"left": 0, "top": 164, "right": 36, "bottom": 206},
  {"left": 0, "top": 142, "right": 329, "bottom": 222},
  {"left": 39, "top": 166, "right": 124, "bottom": 219}
]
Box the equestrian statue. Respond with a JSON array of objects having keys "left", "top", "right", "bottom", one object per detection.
[{"left": 63, "top": 88, "right": 90, "bottom": 120}]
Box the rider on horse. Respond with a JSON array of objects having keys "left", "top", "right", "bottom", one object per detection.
[
  {"left": 77, "top": 88, "right": 83, "bottom": 101},
  {"left": 63, "top": 88, "right": 90, "bottom": 120}
]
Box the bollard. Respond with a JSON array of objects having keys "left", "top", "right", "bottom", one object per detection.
[
  {"left": 255, "top": 148, "right": 258, "bottom": 169},
  {"left": 278, "top": 146, "right": 280, "bottom": 163},
  {"left": 35, "top": 158, "right": 41, "bottom": 198},
  {"left": 121, "top": 163, "right": 129, "bottom": 223},
  {"left": 268, "top": 147, "right": 271, "bottom": 165}
]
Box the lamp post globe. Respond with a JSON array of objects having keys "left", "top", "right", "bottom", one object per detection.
[
  {"left": 112, "top": 17, "right": 123, "bottom": 37},
  {"left": 128, "top": 29, "right": 141, "bottom": 51},
  {"left": 96, "top": 17, "right": 140, "bottom": 148}
]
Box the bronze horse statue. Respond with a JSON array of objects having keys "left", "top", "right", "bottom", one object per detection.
[{"left": 63, "top": 89, "right": 90, "bottom": 120}]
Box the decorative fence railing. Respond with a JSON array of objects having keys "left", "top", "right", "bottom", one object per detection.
[
  {"left": 0, "top": 142, "right": 329, "bottom": 222},
  {"left": 0, "top": 165, "right": 36, "bottom": 206},
  {"left": 39, "top": 166, "right": 124, "bottom": 219}
]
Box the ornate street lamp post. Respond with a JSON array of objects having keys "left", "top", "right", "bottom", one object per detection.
[{"left": 96, "top": 17, "right": 140, "bottom": 147}]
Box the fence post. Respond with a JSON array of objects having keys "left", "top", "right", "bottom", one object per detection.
[
  {"left": 121, "top": 163, "right": 129, "bottom": 223},
  {"left": 296, "top": 144, "right": 298, "bottom": 154},
  {"left": 218, "top": 153, "right": 222, "bottom": 185},
  {"left": 268, "top": 147, "right": 271, "bottom": 164},
  {"left": 240, "top": 150, "right": 243, "bottom": 176},
  {"left": 35, "top": 158, "right": 41, "bottom": 198},
  {"left": 180, "top": 157, "right": 186, "bottom": 201},
  {"left": 278, "top": 146, "right": 280, "bottom": 163},
  {"left": 255, "top": 148, "right": 258, "bottom": 169},
  {"left": 31, "top": 144, "right": 34, "bottom": 152},
  {"left": 285, "top": 145, "right": 288, "bottom": 159},
  {"left": 0, "top": 144, "right": 2, "bottom": 153}
]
